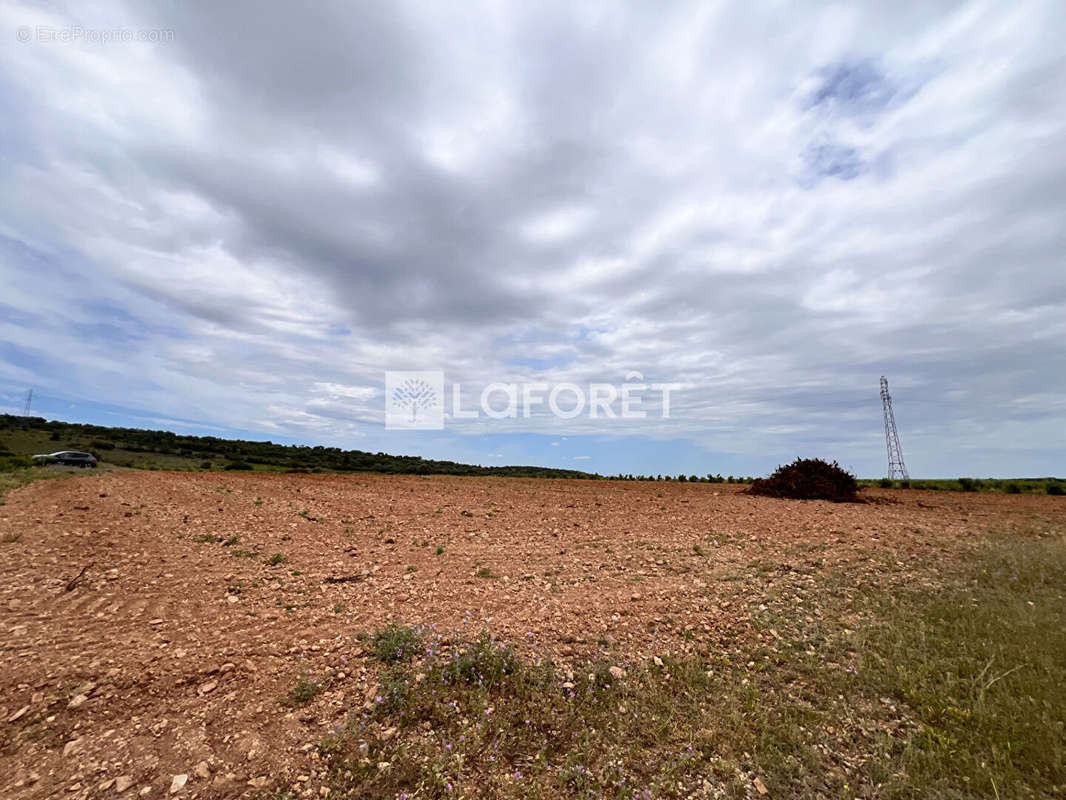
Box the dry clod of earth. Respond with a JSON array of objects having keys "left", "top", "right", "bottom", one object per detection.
[{"left": 0, "top": 471, "right": 1062, "bottom": 798}]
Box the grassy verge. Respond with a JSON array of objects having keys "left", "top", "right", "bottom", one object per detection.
[
  {"left": 288, "top": 528, "right": 1065, "bottom": 799},
  {"left": 856, "top": 529, "right": 1066, "bottom": 798},
  {"left": 0, "top": 466, "right": 72, "bottom": 505}
]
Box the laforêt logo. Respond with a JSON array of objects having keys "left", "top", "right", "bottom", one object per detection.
[{"left": 385, "top": 371, "right": 444, "bottom": 429}]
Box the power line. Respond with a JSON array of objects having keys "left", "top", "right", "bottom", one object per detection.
[{"left": 880, "top": 376, "right": 909, "bottom": 480}]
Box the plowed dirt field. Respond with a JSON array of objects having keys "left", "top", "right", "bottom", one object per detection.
[{"left": 1, "top": 472, "right": 1061, "bottom": 799}]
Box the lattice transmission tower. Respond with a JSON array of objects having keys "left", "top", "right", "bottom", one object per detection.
[
  {"left": 23, "top": 388, "right": 33, "bottom": 416},
  {"left": 879, "top": 376, "right": 908, "bottom": 480}
]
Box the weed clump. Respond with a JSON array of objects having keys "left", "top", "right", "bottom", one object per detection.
[
  {"left": 280, "top": 674, "right": 324, "bottom": 706},
  {"left": 747, "top": 458, "right": 859, "bottom": 502},
  {"left": 440, "top": 631, "right": 517, "bottom": 687},
  {"left": 370, "top": 622, "right": 423, "bottom": 663}
]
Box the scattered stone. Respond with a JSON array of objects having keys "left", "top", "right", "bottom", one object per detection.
[
  {"left": 653, "top": 656, "right": 664, "bottom": 667},
  {"left": 7, "top": 705, "right": 29, "bottom": 722},
  {"left": 148, "top": 618, "right": 164, "bottom": 626},
  {"left": 194, "top": 761, "right": 211, "bottom": 779},
  {"left": 62, "top": 737, "right": 84, "bottom": 758},
  {"left": 753, "top": 776, "right": 769, "bottom": 795},
  {"left": 198, "top": 681, "right": 218, "bottom": 695},
  {"left": 115, "top": 775, "right": 134, "bottom": 793},
  {"left": 608, "top": 666, "right": 624, "bottom": 680},
  {"left": 68, "top": 693, "right": 88, "bottom": 709},
  {"left": 248, "top": 776, "right": 269, "bottom": 788},
  {"left": 170, "top": 774, "right": 188, "bottom": 794}
]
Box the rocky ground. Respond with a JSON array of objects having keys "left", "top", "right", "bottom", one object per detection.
[{"left": 0, "top": 471, "right": 1061, "bottom": 799}]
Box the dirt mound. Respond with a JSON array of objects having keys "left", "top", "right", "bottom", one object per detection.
[{"left": 748, "top": 458, "right": 860, "bottom": 502}]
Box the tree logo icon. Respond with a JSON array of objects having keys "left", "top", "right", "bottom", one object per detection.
[
  {"left": 385, "top": 371, "right": 445, "bottom": 429},
  {"left": 393, "top": 378, "right": 438, "bottom": 422}
]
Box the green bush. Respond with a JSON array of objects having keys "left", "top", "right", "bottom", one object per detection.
[
  {"left": 878, "top": 478, "right": 893, "bottom": 488},
  {"left": 748, "top": 458, "right": 859, "bottom": 502},
  {"left": 958, "top": 477, "right": 978, "bottom": 492},
  {"left": 224, "top": 461, "right": 253, "bottom": 471},
  {"left": 0, "top": 455, "right": 33, "bottom": 472},
  {"left": 1048, "top": 483, "right": 1064, "bottom": 496}
]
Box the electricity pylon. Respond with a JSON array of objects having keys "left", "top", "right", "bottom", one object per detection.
[{"left": 880, "top": 376, "right": 908, "bottom": 480}]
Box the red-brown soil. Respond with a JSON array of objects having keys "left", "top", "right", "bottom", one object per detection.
[{"left": 1, "top": 472, "right": 1062, "bottom": 799}]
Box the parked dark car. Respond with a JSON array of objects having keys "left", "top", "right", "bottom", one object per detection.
[{"left": 32, "top": 451, "right": 98, "bottom": 468}]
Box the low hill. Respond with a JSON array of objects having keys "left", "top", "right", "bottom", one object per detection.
[{"left": 0, "top": 414, "right": 598, "bottom": 479}]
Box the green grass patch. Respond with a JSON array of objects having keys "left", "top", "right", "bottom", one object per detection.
[{"left": 857, "top": 530, "right": 1066, "bottom": 797}]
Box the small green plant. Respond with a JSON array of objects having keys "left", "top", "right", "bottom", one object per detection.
[
  {"left": 440, "top": 631, "right": 518, "bottom": 687},
  {"left": 370, "top": 622, "right": 423, "bottom": 663},
  {"left": 222, "top": 535, "right": 240, "bottom": 547},
  {"left": 475, "top": 566, "right": 495, "bottom": 579},
  {"left": 266, "top": 552, "right": 288, "bottom": 566},
  {"left": 435, "top": 545, "right": 444, "bottom": 556},
  {"left": 280, "top": 674, "right": 323, "bottom": 706},
  {"left": 194, "top": 533, "right": 221, "bottom": 544},
  {"left": 333, "top": 603, "right": 346, "bottom": 614},
  {"left": 254, "top": 496, "right": 263, "bottom": 506}
]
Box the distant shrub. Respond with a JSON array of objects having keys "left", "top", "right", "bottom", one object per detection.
[
  {"left": 879, "top": 478, "right": 893, "bottom": 489},
  {"left": 0, "top": 455, "right": 33, "bottom": 472},
  {"left": 200, "top": 461, "right": 212, "bottom": 470},
  {"left": 90, "top": 440, "right": 115, "bottom": 450},
  {"left": 748, "top": 458, "right": 859, "bottom": 502},
  {"left": 899, "top": 480, "right": 911, "bottom": 489},
  {"left": 958, "top": 478, "right": 978, "bottom": 492},
  {"left": 1048, "top": 483, "right": 1064, "bottom": 496},
  {"left": 224, "top": 461, "right": 253, "bottom": 471},
  {"left": 1006, "top": 482, "right": 1022, "bottom": 494}
]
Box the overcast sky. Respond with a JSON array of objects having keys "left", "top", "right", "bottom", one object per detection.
[{"left": 1, "top": 0, "right": 1064, "bottom": 478}]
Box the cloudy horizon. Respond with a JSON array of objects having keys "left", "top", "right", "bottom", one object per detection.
[{"left": 2, "top": 0, "right": 1064, "bottom": 478}]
